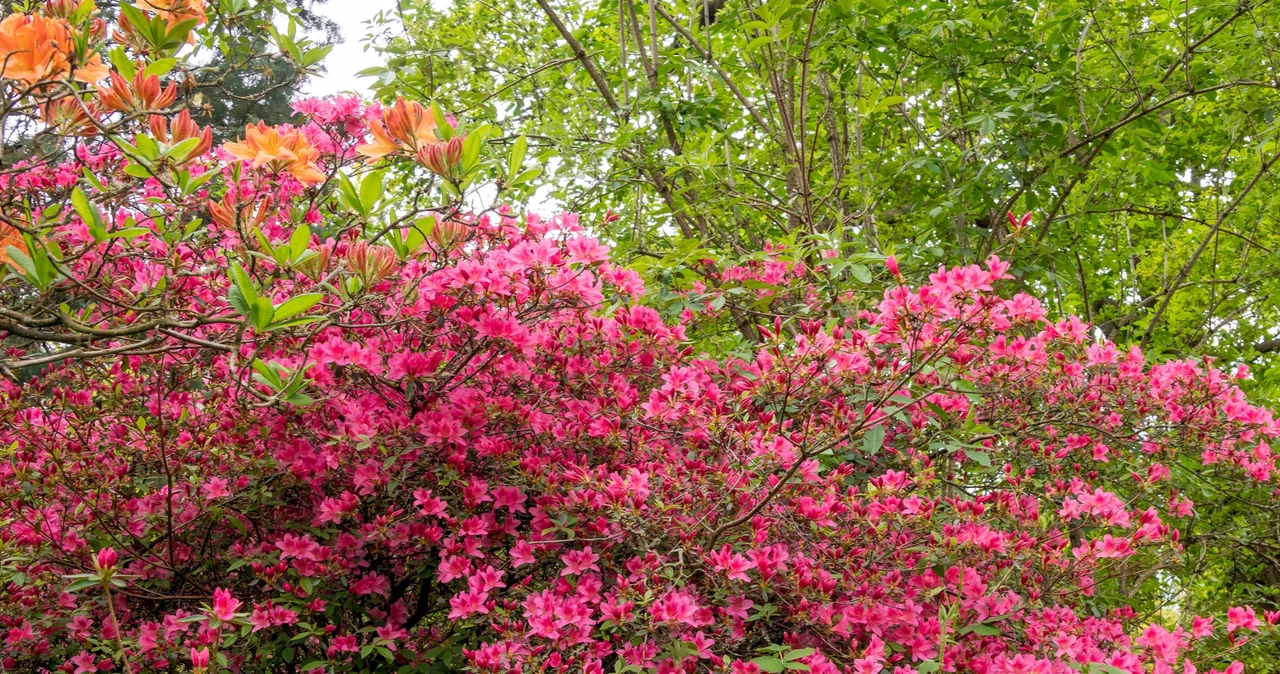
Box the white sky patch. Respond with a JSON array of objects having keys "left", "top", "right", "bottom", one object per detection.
[{"left": 303, "top": 0, "right": 399, "bottom": 97}]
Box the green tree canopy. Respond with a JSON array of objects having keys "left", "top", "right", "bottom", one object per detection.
[{"left": 368, "top": 0, "right": 1280, "bottom": 366}]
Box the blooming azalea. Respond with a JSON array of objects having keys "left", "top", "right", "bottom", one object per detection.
[
  {"left": 356, "top": 96, "right": 439, "bottom": 159},
  {"left": 222, "top": 121, "right": 327, "bottom": 184},
  {"left": 0, "top": 13, "right": 108, "bottom": 85}
]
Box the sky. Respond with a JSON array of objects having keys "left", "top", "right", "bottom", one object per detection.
[{"left": 303, "top": 0, "right": 400, "bottom": 97}]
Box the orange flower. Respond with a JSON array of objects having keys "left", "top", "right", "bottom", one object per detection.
[
  {"left": 0, "top": 13, "right": 108, "bottom": 85},
  {"left": 97, "top": 70, "right": 177, "bottom": 112},
  {"left": 357, "top": 97, "right": 440, "bottom": 160},
  {"left": 0, "top": 220, "right": 28, "bottom": 272},
  {"left": 42, "top": 0, "right": 107, "bottom": 40},
  {"left": 222, "top": 122, "right": 327, "bottom": 185},
  {"left": 42, "top": 0, "right": 84, "bottom": 19}
]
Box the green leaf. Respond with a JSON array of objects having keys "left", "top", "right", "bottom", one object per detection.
[
  {"left": 952, "top": 379, "right": 980, "bottom": 395},
  {"left": 265, "top": 316, "right": 325, "bottom": 332},
  {"left": 4, "top": 246, "right": 44, "bottom": 286},
  {"left": 227, "top": 285, "right": 250, "bottom": 317},
  {"left": 406, "top": 217, "right": 434, "bottom": 254},
  {"left": 65, "top": 578, "right": 99, "bottom": 592},
  {"left": 165, "top": 136, "right": 203, "bottom": 161},
  {"left": 252, "top": 359, "right": 282, "bottom": 388},
  {"left": 510, "top": 167, "right": 542, "bottom": 185},
  {"left": 134, "top": 134, "right": 160, "bottom": 159},
  {"left": 861, "top": 425, "right": 885, "bottom": 454},
  {"left": 359, "top": 170, "right": 384, "bottom": 214},
  {"left": 81, "top": 166, "right": 107, "bottom": 192},
  {"left": 229, "top": 263, "right": 258, "bottom": 305},
  {"left": 162, "top": 18, "right": 199, "bottom": 48},
  {"left": 249, "top": 296, "right": 275, "bottom": 331},
  {"left": 873, "top": 95, "right": 908, "bottom": 112},
  {"left": 70, "top": 187, "right": 100, "bottom": 227},
  {"left": 123, "top": 163, "right": 154, "bottom": 179},
  {"left": 273, "top": 293, "right": 323, "bottom": 321},
  {"left": 461, "top": 130, "right": 485, "bottom": 173},
  {"left": 290, "top": 226, "right": 312, "bottom": 260},
  {"left": 285, "top": 392, "right": 316, "bottom": 407},
  {"left": 430, "top": 102, "right": 452, "bottom": 141},
  {"left": 849, "top": 264, "right": 872, "bottom": 284},
  {"left": 508, "top": 135, "right": 528, "bottom": 182},
  {"left": 108, "top": 47, "right": 136, "bottom": 80},
  {"left": 964, "top": 448, "right": 992, "bottom": 467},
  {"left": 783, "top": 648, "right": 815, "bottom": 661},
  {"left": 143, "top": 58, "right": 177, "bottom": 77},
  {"left": 107, "top": 227, "right": 149, "bottom": 241},
  {"left": 753, "top": 657, "right": 786, "bottom": 673},
  {"left": 301, "top": 45, "right": 333, "bottom": 68}
]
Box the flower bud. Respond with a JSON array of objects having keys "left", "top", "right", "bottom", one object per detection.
[
  {"left": 93, "top": 547, "right": 117, "bottom": 572},
  {"left": 428, "top": 219, "right": 469, "bottom": 250},
  {"left": 296, "top": 240, "right": 333, "bottom": 282},
  {"left": 190, "top": 647, "right": 209, "bottom": 674},
  {"left": 42, "top": 0, "right": 78, "bottom": 19},
  {"left": 345, "top": 240, "right": 397, "bottom": 284},
  {"left": 416, "top": 136, "right": 464, "bottom": 178}
]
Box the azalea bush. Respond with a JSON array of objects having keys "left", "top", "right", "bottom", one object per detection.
[{"left": 0, "top": 3, "right": 1279, "bottom": 674}]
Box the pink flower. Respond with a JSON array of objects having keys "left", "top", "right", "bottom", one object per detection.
[
  {"left": 69, "top": 651, "right": 98, "bottom": 674},
  {"left": 412, "top": 488, "right": 448, "bottom": 517},
  {"left": 510, "top": 540, "right": 537, "bottom": 568},
  {"left": 491, "top": 486, "right": 527, "bottom": 513},
  {"left": 67, "top": 615, "right": 93, "bottom": 641},
  {"left": 211, "top": 587, "right": 241, "bottom": 621},
  {"left": 1227, "top": 606, "right": 1260, "bottom": 633},
  {"left": 201, "top": 476, "right": 231, "bottom": 499},
  {"left": 447, "top": 588, "right": 489, "bottom": 619},
  {"left": 1006, "top": 210, "right": 1032, "bottom": 233},
  {"left": 1191, "top": 615, "right": 1213, "bottom": 638},
  {"left": 560, "top": 546, "right": 601, "bottom": 576},
  {"left": 351, "top": 572, "right": 390, "bottom": 597}
]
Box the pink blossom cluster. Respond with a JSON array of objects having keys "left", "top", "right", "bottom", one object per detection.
[{"left": 0, "top": 96, "right": 1276, "bottom": 674}]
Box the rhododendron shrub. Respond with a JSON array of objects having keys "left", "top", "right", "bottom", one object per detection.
[
  {"left": 1, "top": 5, "right": 1279, "bottom": 674},
  {"left": 7, "top": 224, "right": 1280, "bottom": 674}
]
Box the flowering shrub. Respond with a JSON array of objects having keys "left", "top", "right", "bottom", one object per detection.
[{"left": 0, "top": 3, "right": 1278, "bottom": 674}]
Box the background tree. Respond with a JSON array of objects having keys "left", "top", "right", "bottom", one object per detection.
[{"left": 189, "top": 0, "right": 339, "bottom": 140}]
